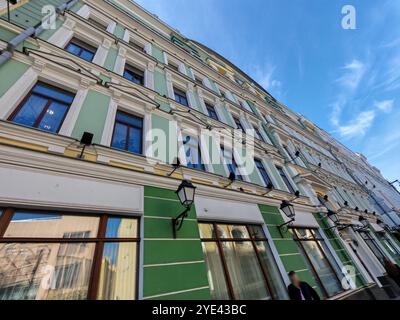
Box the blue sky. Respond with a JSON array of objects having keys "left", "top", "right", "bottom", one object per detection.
[{"left": 135, "top": 0, "right": 400, "bottom": 187}]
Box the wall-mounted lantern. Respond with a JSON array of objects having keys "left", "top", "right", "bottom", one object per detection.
[
  {"left": 172, "top": 180, "right": 196, "bottom": 238},
  {"left": 278, "top": 200, "right": 296, "bottom": 237}
]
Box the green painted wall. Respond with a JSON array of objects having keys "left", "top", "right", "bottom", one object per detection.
[
  {"left": 154, "top": 68, "right": 168, "bottom": 97},
  {"left": 151, "top": 114, "right": 177, "bottom": 164},
  {"left": 38, "top": 18, "right": 64, "bottom": 41},
  {"left": 151, "top": 45, "right": 165, "bottom": 64},
  {"left": 71, "top": 90, "right": 110, "bottom": 144},
  {"left": 203, "top": 135, "right": 226, "bottom": 176},
  {"left": 103, "top": 46, "right": 118, "bottom": 71},
  {"left": 0, "top": 59, "right": 30, "bottom": 98},
  {"left": 143, "top": 186, "right": 211, "bottom": 300},
  {"left": 113, "top": 24, "right": 125, "bottom": 39}
]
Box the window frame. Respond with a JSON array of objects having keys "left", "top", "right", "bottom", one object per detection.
[
  {"left": 275, "top": 166, "right": 296, "bottom": 194},
  {"left": 199, "top": 221, "right": 283, "bottom": 300},
  {"left": 123, "top": 64, "right": 145, "bottom": 86},
  {"left": 205, "top": 102, "right": 219, "bottom": 121},
  {"left": 173, "top": 87, "right": 189, "bottom": 107},
  {"left": 0, "top": 208, "right": 141, "bottom": 300},
  {"left": 7, "top": 82, "right": 75, "bottom": 134},
  {"left": 65, "top": 38, "right": 97, "bottom": 62},
  {"left": 291, "top": 227, "right": 344, "bottom": 298},
  {"left": 255, "top": 159, "right": 274, "bottom": 187},
  {"left": 111, "top": 110, "right": 144, "bottom": 155}
]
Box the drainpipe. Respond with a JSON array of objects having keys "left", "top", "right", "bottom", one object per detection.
[{"left": 0, "top": 0, "right": 79, "bottom": 67}]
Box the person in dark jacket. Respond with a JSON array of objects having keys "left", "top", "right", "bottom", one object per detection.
[{"left": 287, "top": 271, "right": 321, "bottom": 300}]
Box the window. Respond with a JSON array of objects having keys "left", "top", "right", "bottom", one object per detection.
[
  {"left": 88, "top": 18, "right": 108, "bottom": 31},
  {"left": 205, "top": 103, "right": 219, "bottom": 121},
  {"left": 123, "top": 65, "right": 144, "bottom": 86},
  {"left": 292, "top": 228, "right": 344, "bottom": 298},
  {"left": 276, "top": 166, "right": 296, "bottom": 194},
  {"left": 0, "top": 209, "right": 139, "bottom": 300},
  {"left": 254, "top": 127, "right": 266, "bottom": 142},
  {"left": 183, "top": 135, "right": 205, "bottom": 171},
  {"left": 168, "top": 62, "right": 180, "bottom": 73},
  {"left": 221, "top": 146, "right": 243, "bottom": 181},
  {"left": 129, "top": 40, "right": 144, "bottom": 52},
  {"left": 199, "top": 223, "right": 288, "bottom": 300},
  {"left": 111, "top": 111, "right": 143, "bottom": 154},
  {"left": 194, "top": 75, "right": 203, "bottom": 86},
  {"left": 255, "top": 159, "right": 273, "bottom": 187},
  {"left": 376, "top": 233, "right": 400, "bottom": 260},
  {"left": 359, "top": 231, "right": 387, "bottom": 265},
  {"left": 174, "top": 87, "right": 189, "bottom": 107},
  {"left": 233, "top": 117, "right": 244, "bottom": 132},
  {"left": 8, "top": 82, "right": 74, "bottom": 133},
  {"left": 65, "top": 38, "right": 96, "bottom": 62},
  {"left": 234, "top": 77, "right": 244, "bottom": 86}
]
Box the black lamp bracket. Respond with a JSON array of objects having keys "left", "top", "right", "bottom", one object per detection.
[
  {"left": 278, "top": 219, "right": 295, "bottom": 237},
  {"left": 172, "top": 207, "right": 190, "bottom": 239}
]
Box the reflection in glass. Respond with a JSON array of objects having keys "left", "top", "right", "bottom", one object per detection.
[
  {"left": 4, "top": 213, "right": 100, "bottom": 239},
  {"left": 106, "top": 218, "right": 138, "bottom": 238},
  {"left": 0, "top": 242, "right": 95, "bottom": 300},
  {"left": 201, "top": 242, "right": 230, "bottom": 300},
  {"left": 198, "top": 224, "right": 214, "bottom": 239},
  {"left": 97, "top": 243, "right": 137, "bottom": 300}
]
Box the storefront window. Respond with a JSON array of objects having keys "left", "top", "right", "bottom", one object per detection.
[
  {"left": 199, "top": 223, "right": 288, "bottom": 300},
  {"left": 292, "top": 228, "right": 343, "bottom": 298},
  {"left": 0, "top": 210, "right": 139, "bottom": 300}
]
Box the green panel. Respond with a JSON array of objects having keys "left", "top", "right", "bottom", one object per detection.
[
  {"left": 0, "top": 27, "right": 18, "bottom": 42},
  {"left": 144, "top": 198, "right": 196, "bottom": 219},
  {"left": 144, "top": 218, "right": 200, "bottom": 239},
  {"left": 274, "top": 241, "right": 300, "bottom": 255},
  {"left": 203, "top": 134, "right": 226, "bottom": 176},
  {"left": 155, "top": 98, "right": 171, "bottom": 113},
  {"left": 151, "top": 45, "right": 165, "bottom": 63},
  {"left": 0, "top": 59, "right": 30, "bottom": 98},
  {"left": 280, "top": 254, "right": 308, "bottom": 272},
  {"left": 70, "top": 1, "right": 84, "bottom": 12},
  {"left": 154, "top": 68, "right": 168, "bottom": 97},
  {"left": 144, "top": 186, "right": 178, "bottom": 200},
  {"left": 259, "top": 204, "right": 281, "bottom": 215},
  {"left": 38, "top": 18, "right": 63, "bottom": 41},
  {"left": 103, "top": 46, "right": 118, "bottom": 71},
  {"left": 144, "top": 240, "right": 204, "bottom": 265},
  {"left": 143, "top": 262, "right": 209, "bottom": 298},
  {"left": 209, "top": 80, "right": 219, "bottom": 94},
  {"left": 262, "top": 213, "right": 285, "bottom": 226},
  {"left": 71, "top": 90, "right": 110, "bottom": 144},
  {"left": 151, "top": 114, "right": 178, "bottom": 163},
  {"left": 113, "top": 24, "right": 125, "bottom": 39},
  {"left": 218, "top": 105, "right": 235, "bottom": 127},
  {"left": 246, "top": 100, "right": 262, "bottom": 117},
  {"left": 148, "top": 288, "right": 211, "bottom": 300}
]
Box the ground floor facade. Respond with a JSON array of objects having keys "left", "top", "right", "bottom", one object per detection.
[{"left": 1, "top": 143, "right": 400, "bottom": 301}]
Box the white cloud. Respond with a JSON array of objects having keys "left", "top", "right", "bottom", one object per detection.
[
  {"left": 374, "top": 99, "right": 394, "bottom": 113},
  {"left": 336, "top": 110, "right": 376, "bottom": 139},
  {"left": 252, "top": 65, "right": 283, "bottom": 96},
  {"left": 336, "top": 59, "right": 366, "bottom": 90}
]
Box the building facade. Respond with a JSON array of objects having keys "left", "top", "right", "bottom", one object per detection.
[{"left": 0, "top": 0, "right": 400, "bottom": 300}]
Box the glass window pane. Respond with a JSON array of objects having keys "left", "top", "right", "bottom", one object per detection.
[
  {"left": 222, "top": 241, "right": 271, "bottom": 300},
  {"left": 0, "top": 242, "right": 95, "bottom": 300},
  {"left": 300, "top": 240, "right": 343, "bottom": 297},
  {"left": 37, "top": 101, "right": 69, "bottom": 133},
  {"left": 4, "top": 212, "right": 100, "bottom": 239},
  {"left": 112, "top": 122, "right": 128, "bottom": 151},
  {"left": 33, "top": 84, "right": 74, "bottom": 104},
  {"left": 97, "top": 242, "right": 137, "bottom": 300},
  {"left": 198, "top": 224, "right": 214, "bottom": 239},
  {"left": 217, "top": 225, "right": 250, "bottom": 239},
  {"left": 201, "top": 242, "right": 230, "bottom": 300},
  {"left": 255, "top": 241, "right": 288, "bottom": 299},
  {"left": 12, "top": 95, "right": 48, "bottom": 127},
  {"left": 128, "top": 127, "right": 142, "bottom": 154},
  {"left": 66, "top": 43, "right": 81, "bottom": 56},
  {"left": 80, "top": 49, "right": 95, "bottom": 62},
  {"left": 248, "top": 225, "right": 267, "bottom": 240},
  {"left": 115, "top": 113, "right": 143, "bottom": 128},
  {"left": 105, "top": 218, "right": 138, "bottom": 238}
]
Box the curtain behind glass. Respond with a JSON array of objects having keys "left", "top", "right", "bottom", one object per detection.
[{"left": 222, "top": 241, "right": 271, "bottom": 300}]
